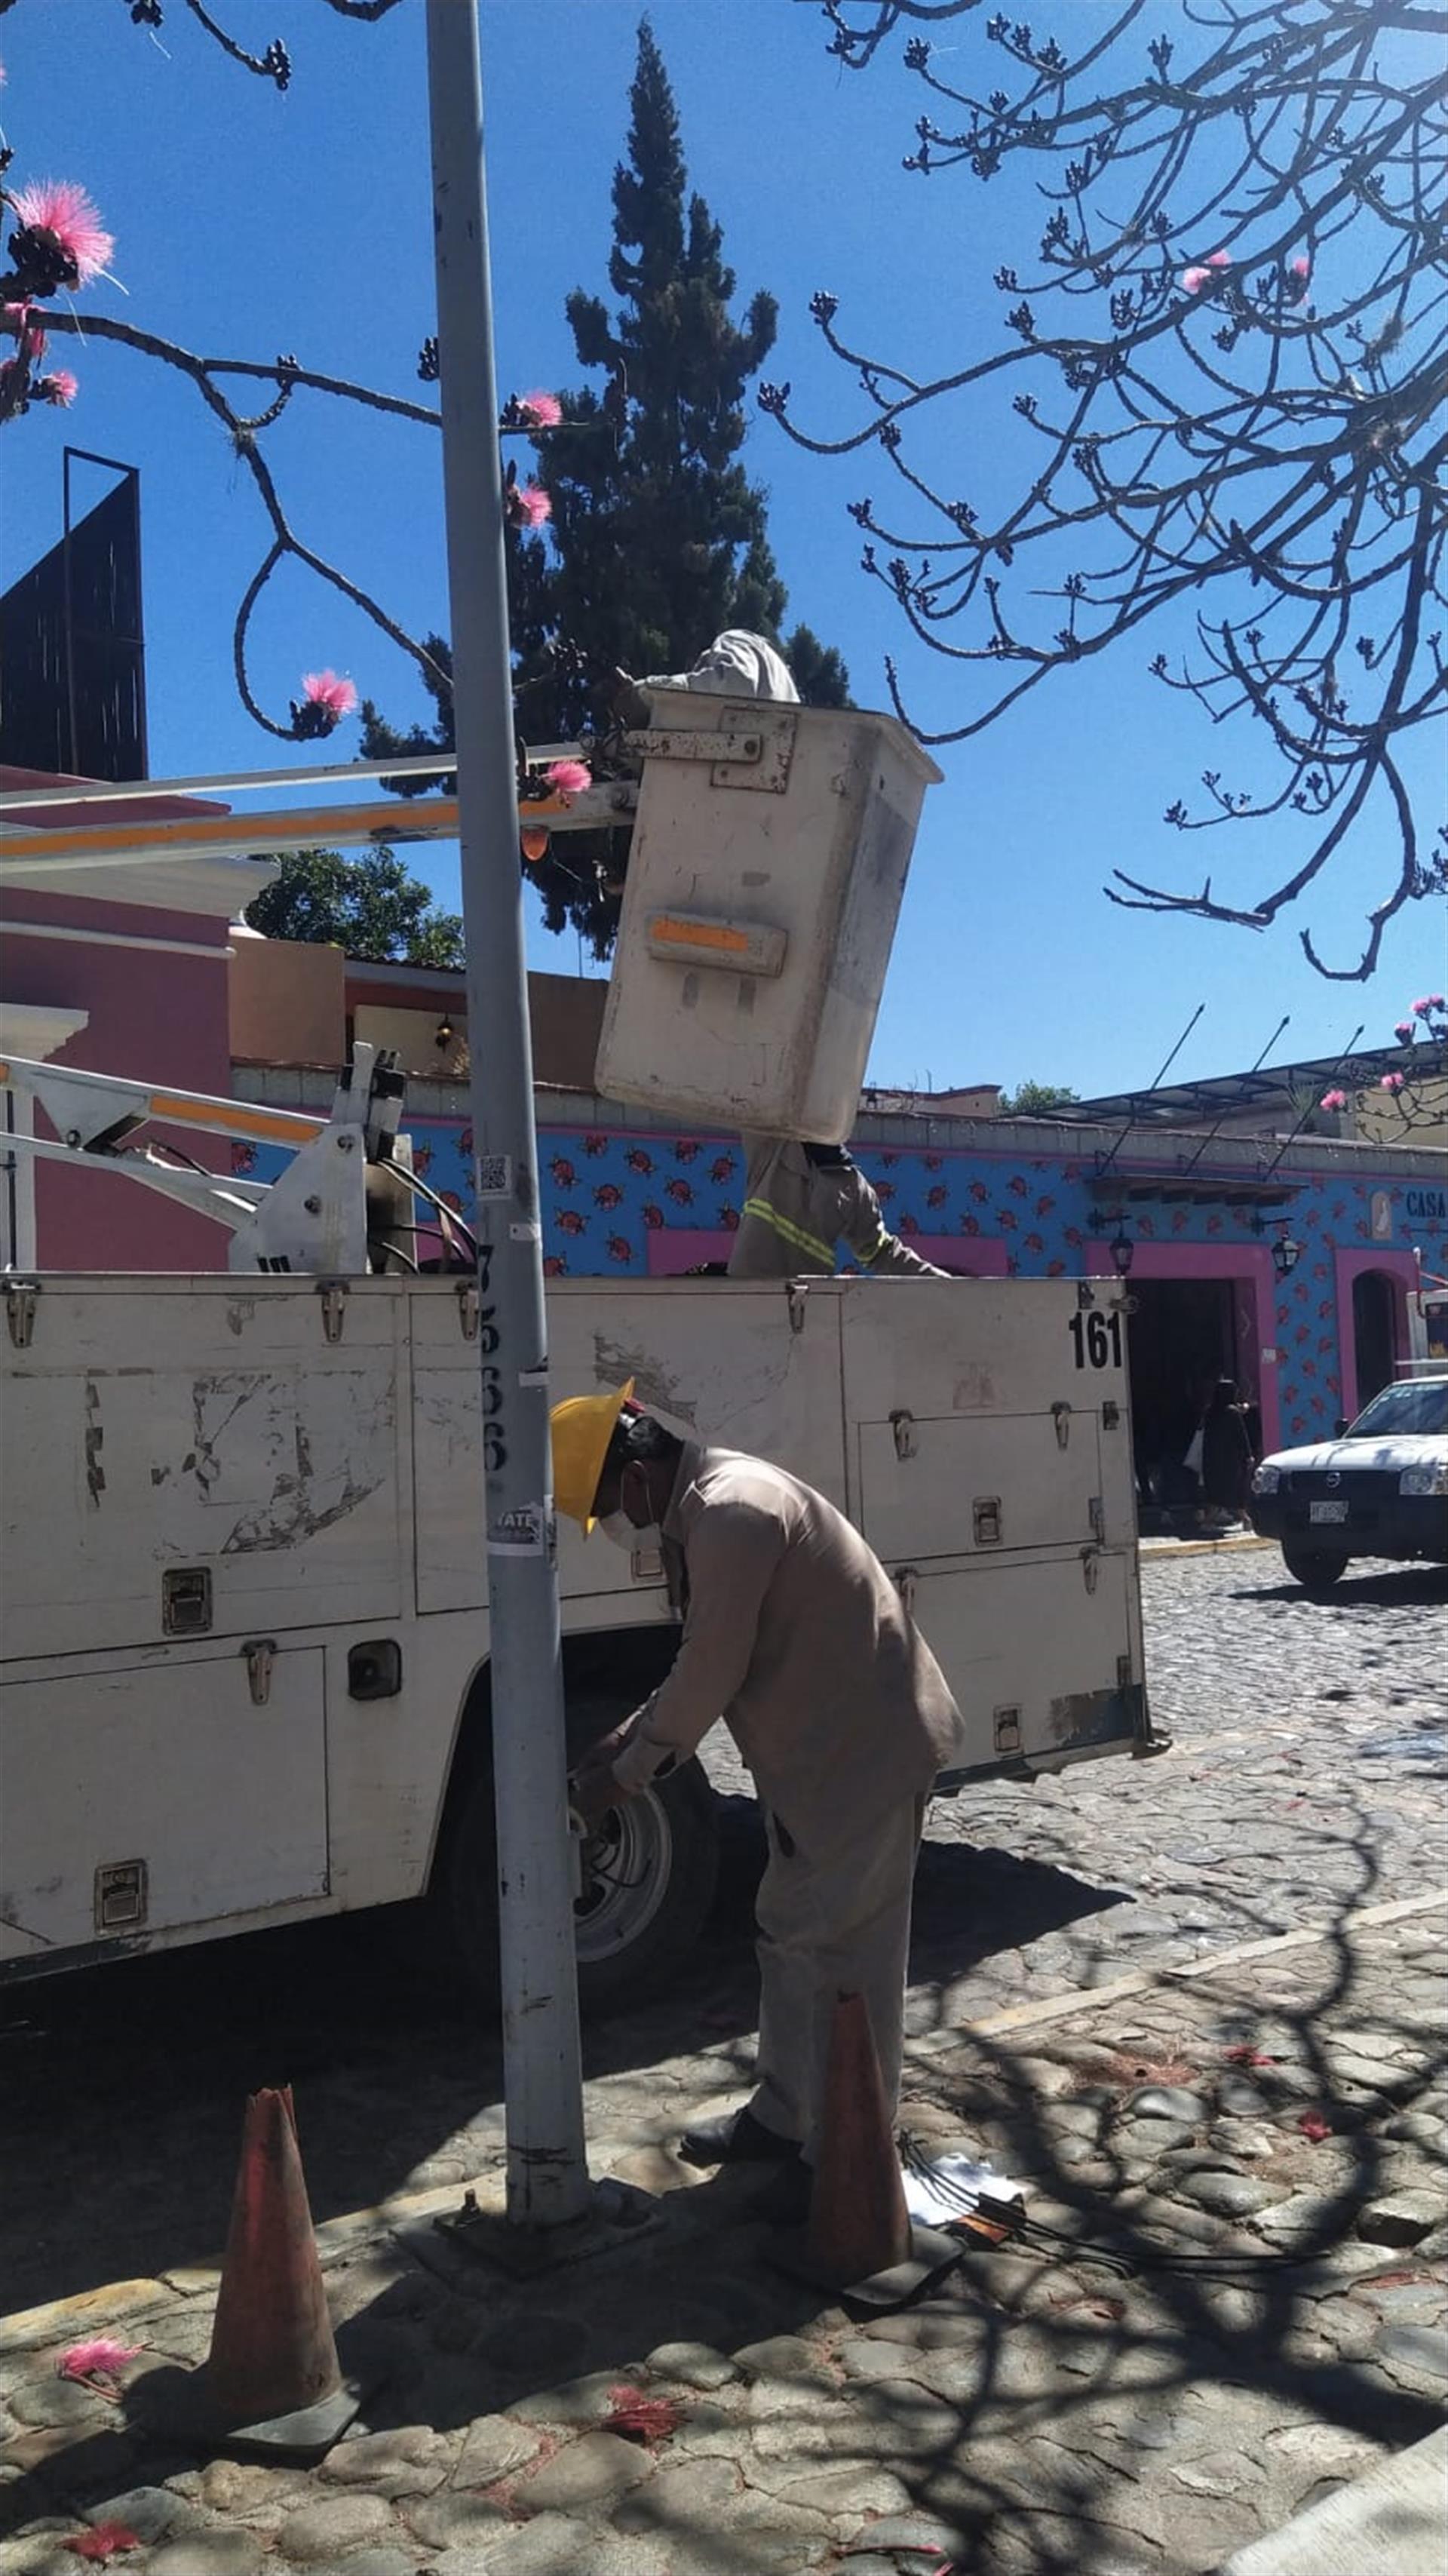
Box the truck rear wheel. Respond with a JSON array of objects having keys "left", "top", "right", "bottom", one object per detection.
[
  {"left": 1281, "top": 1540, "right": 1348, "bottom": 1591},
  {"left": 434, "top": 1694, "right": 720, "bottom": 2016}
]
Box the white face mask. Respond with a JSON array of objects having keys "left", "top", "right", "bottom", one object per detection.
[{"left": 596, "top": 1462, "right": 660, "bottom": 1552}]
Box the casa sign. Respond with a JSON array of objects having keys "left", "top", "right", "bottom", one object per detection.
[{"left": 1405, "top": 1187, "right": 1447, "bottom": 1225}]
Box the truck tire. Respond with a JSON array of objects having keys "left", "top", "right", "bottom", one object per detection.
[
  {"left": 1281, "top": 1540, "right": 1348, "bottom": 1591},
  {"left": 434, "top": 1694, "right": 721, "bottom": 2016}
]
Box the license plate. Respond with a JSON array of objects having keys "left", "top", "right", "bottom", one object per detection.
[{"left": 1310, "top": 1499, "right": 1349, "bottom": 1524}]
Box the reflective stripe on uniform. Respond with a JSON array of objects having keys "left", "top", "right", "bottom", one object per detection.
[{"left": 741, "top": 1196, "right": 836, "bottom": 1270}]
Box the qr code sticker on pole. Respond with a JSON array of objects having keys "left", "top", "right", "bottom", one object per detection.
[{"left": 474, "top": 1154, "right": 511, "bottom": 1199}]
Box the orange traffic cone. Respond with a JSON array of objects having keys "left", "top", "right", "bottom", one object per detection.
[
  {"left": 141, "top": 2086, "right": 366, "bottom": 2461},
  {"left": 803, "top": 1991, "right": 912, "bottom": 2287}
]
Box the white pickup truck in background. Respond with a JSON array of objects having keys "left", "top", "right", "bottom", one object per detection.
[{"left": 0, "top": 1263, "right": 1156, "bottom": 2006}]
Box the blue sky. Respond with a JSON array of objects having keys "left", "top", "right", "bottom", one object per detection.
[{"left": 4, "top": 0, "right": 1439, "bottom": 1095}]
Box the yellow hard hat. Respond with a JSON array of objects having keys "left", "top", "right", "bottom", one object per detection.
[{"left": 550, "top": 1379, "right": 635, "bottom": 1533}]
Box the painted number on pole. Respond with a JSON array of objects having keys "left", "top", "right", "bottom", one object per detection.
[
  {"left": 1069, "top": 1309, "right": 1123, "bottom": 1371},
  {"left": 474, "top": 1241, "right": 506, "bottom": 1467}
]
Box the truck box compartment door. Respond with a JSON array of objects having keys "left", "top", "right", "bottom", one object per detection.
[
  {"left": 858, "top": 1411, "right": 1103, "bottom": 1561},
  {"left": 0, "top": 1644, "right": 327, "bottom": 1963},
  {"left": 902, "top": 1548, "right": 1146, "bottom": 1781},
  {"left": 1, "top": 1282, "right": 402, "bottom": 1658}
]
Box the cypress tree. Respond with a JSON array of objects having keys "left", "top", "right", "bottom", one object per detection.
[{"left": 361, "top": 16, "right": 848, "bottom": 956}]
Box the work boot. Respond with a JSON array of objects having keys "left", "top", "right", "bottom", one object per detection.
[{"left": 677, "top": 2106, "right": 801, "bottom": 2169}]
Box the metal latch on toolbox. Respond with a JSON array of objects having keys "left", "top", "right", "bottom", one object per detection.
[{"left": 624, "top": 705, "right": 797, "bottom": 791}]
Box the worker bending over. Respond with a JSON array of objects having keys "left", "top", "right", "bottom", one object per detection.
[{"left": 552, "top": 1383, "right": 965, "bottom": 2221}]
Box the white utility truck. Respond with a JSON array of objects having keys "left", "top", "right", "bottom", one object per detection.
[{"left": 0, "top": 705, "right": 1159, "bottom": 2006}]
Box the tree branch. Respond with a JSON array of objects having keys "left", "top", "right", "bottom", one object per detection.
[{"left": 787, "top": 0, "right": 1448, "bottom": 978}]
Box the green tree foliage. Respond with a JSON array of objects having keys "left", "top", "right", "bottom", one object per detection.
[
  {"left": 998, "top": 1079, "right": 1079, "bottom": 1116},
  {"left": 360, "top": 17, "right": 848, "bottom": 956},
  {"left": 244, "top": 846, "right": 465, "bottom": 969}
]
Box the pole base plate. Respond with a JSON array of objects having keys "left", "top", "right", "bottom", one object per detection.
[{"left": 406, "top": 2176, "right": 663, "bottom": 2285}]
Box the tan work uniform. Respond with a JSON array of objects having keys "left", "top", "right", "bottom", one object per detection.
[
  {"left": 613, "top": 1444, "right": 965, "bottom": 2157},
  {"left": 729, "top": 1136, "right": 946, "bottom": 1280}
]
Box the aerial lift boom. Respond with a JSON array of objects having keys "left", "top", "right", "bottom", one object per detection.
[{"left": 0, "top": 1041, "right": 413, "bottom": 1276}]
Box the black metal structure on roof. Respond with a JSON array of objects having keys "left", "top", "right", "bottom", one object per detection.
[{"left": 1051, "top": 1042, "right": 1434, "bottom": 1131}]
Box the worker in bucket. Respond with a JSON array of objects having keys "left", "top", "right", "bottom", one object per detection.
[
  {"left": 729, "top": 1136, "right": 948, "bottom": 1279},
  {"left": 551, "top": 1381, "right": 965, "bottom": 2223},
  {"left": 612, "top": 627, "right": 800, "bottom": 726},
  {"left": 614, "top": 629, "right": 945, "bottom": 1283}
]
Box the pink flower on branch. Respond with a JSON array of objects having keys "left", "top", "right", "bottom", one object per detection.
[
  {"left": 1319, "top": 1089, "right": 1347, "bottom": 1112},
  {"left": 1394, "top": 1021, "right": 1415, "bottom": 1041},
  {"left": 1380, "top": 1072, "right": 1405, "bottom": 1091},
  {"left": 9, "top": 179, "right": 115, "bottom": 287},
  {"left": 1182, "top": 250, "right": 1230, "bottom": 294},
  {"left": 508, "top": 480, "right": 552, "bottom": 530},
  {"left": 516, "top": 389, "right": 562, "bottom": 428},
  {"left": 36, "top": 369, "right": 78, "bottom": 407},
  {"left": 1412, "top": 995, "right": 1444, "bottom": 1015},
  {"left": 289, "top": 670, "right": 357, "bottom": 740},
  {"left": 546, "top": 759, "right": 591, "bottom": 798},
  {"left": 305, "top": 669, "right": 357, "bottom": 719},
  {"left": 302, "top": 670, "right": 358, "bottom": 720}
]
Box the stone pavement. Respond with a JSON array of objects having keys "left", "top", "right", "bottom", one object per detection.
[{"left": 2, "top": 1897, "right": 1444, "bottom": 2576}]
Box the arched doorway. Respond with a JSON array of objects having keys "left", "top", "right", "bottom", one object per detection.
[{"left": 1352, "top": 1269, "right": 1399, "bottom": 1412}]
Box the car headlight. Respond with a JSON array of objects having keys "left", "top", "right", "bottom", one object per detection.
[
  {"left": 1399, "top": 1464, "right": 1448, "bottom": 1497},
  {"left": 1251, "top": 1464, "right": 1281, "bottom": 1494}
]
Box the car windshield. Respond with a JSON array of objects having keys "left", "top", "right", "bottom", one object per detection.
[{"left": 1346, "top": 1378, "right": 1448, "bottom": 1439}]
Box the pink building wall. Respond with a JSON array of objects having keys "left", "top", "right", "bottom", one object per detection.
[
  {"left": 2, "top": 885, "right": 235, "bottom": 1272},
  {"left": 1333, "top": 1247, "right": 1420, "bottom": 1421}
]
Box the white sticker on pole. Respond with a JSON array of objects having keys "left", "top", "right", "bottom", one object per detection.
[
  {"left": 511, "top": 1222, "right": 542, "bottom": 1242},
  {"left": 487, "top": 1501, "right": 556, "bottom": 1558},
  {"left": 474, "top": 1154, "right": 511, "bottom": 1199}
]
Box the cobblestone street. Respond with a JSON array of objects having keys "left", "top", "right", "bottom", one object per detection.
[
  {"left": 903, "top": 1542, "right": 1447, "bottom": 2025},
  {"left": 2, "top": 1547, "right": 1444, "bottom": 2575}
]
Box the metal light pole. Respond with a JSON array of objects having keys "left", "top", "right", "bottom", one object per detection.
[{"left": 424, "top": 0, "right": 588, "bottom": 2228}]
